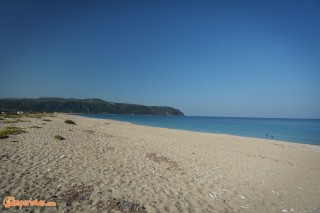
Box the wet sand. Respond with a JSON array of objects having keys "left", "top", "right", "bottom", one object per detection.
[{"left": 1, "top": 114, "right": 319, "bottom": 212}]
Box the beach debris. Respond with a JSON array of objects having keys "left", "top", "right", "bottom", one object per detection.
[
  {"left": 299, "top": 187, "right": 302, "bottom": 189},
  {"left": 47, "top": 169, "right": 51, "bottom": 171},
  {"left": 240, "top": 205, "right": 249, "bottom": 209},
  {"left": 240, "top": 196, "right": 246, "bottom": 199},
  {"left": 1, "top": 154, "right": 9, "bottom": 160},
  {"left": 282, "top": 209, "right": 294, "bottom": 212},
  {"left": 105, "top": 146, "right": 115, "bottom": 151},
  {"left": 97, "top": 197, "right": 146, "bottom": 213},
  {"left": 60, "top": 155, "right": 65, "bottom": 158},
  {"left": 209, "top": 192, "right": 218, "bottom": 200},
  {"left": 60, "top": 184, "right": 93, "bottom": 205}
]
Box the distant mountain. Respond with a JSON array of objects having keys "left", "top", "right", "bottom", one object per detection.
[{"left": 0, "top": 98, "right": 184, "bottom": 116}]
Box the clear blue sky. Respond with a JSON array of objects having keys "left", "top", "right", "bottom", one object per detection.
[{"left": 1, "top": 0, "right": 320, "bottom": 118}]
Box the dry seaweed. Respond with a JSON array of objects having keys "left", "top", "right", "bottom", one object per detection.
[
  {"left": 146, "top": 152, "right": 178, "bottom": 167},
  {"left": 60, "top": 184, "right": 93, "bottom": 205},
  {"left": 98, "top": 197, "right": 146, "bottom": 213}
]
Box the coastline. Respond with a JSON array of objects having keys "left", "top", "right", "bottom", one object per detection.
[
  {"left": 80, "top": 114, "right": 320, "bottom": 146},
  {"left": 1, "top": 113, "right": 319, "bottom": 212}
]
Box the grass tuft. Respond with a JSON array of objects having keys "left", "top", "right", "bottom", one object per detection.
[
  {"left": 0, "top": 126, "right": 27, "bottom": 139},
  {"left": 4, "top": 119, "right": 28, "bottom": 123},
  {"left": 25, "top": 113, "right": 55, "bottom": 119},
  {"left": 65, "top": 119, "right": 76, "bottom": 125},
  {"left": 30, "top": 126, "right": 42, "bottom": 128},
  {"left": 3, "top": 114, "right": 23, "bottom": 119},
  {"left": 54, "top": 135, "right": 65, "bottom": 140}
]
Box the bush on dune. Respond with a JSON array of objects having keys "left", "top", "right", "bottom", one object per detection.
[
  {"left": 0, "top": 126, "right": 27, "bottom": 139},
  {"left": 65, "top": 119, "right": 76, "bottom": 125}
]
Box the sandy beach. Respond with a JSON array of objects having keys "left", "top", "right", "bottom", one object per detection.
[{"left": 0, "top": 113, "right": 319, "bottom": 212}]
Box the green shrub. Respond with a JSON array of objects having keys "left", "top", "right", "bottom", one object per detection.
[
  {"left": 4, "top": 119, "right": 28, "bottom": 123},
  {"left": 25, "top": 113, "right": 54, "bottom": 119},
  {"left": 54, "top": 135, "right": 65, "bottom": 140},
  {"left": 30, "top": 126, "right": 42, "bottom": 128},
  {"left": 0, "top": 132, "right": 9, "bottom": 139},
  {"left": 0, "top": 126, "right": 27, "bottom": 139},
  {"left": 3, "top": 114, "right": 23, "bottom": 119},
  {"left": 65, "top": 120, "right": 76, "bottom": 125},
  {"left": 42, "top": 119, "right": 52, "bottom": 122}
]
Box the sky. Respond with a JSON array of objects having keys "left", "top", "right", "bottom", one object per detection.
[{"left": 0, "top": 0, "right": 320, "bottom": 118}]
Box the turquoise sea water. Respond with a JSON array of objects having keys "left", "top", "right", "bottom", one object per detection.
[{"left": 80, "top": 114, "right": 320, "bottom": 145}]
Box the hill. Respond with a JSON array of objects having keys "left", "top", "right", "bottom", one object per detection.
[{"left": 0, "top": 98, "right": 184, "bottom": 116}]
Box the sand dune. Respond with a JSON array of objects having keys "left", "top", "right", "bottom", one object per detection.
[{"left": 1, "top": 114, "right": 319, "bottom": 212}]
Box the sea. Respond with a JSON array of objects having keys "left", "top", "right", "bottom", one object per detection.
[{"left": 80, "top": 114, "right": 320, "bottom": 145}]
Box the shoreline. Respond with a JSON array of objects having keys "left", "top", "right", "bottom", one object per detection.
[
  {"left": 76, "top": 115, "right": 320, "bottom": 155},
  {"left": 78, "top": 114, "right": 320, "bottom": 147},
  {"left": 1, "top": 113, "right": 319, "bottom": 212}
]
